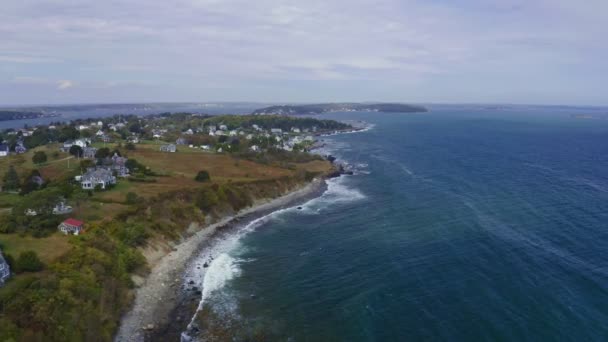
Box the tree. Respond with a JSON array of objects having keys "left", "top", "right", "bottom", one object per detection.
[
  {"left": 125, "top": 142, "right": 136, "bottom": 150},
  {"left": 69, "top": 145, "right": 83, "bottom": 157},
  {"left": 16, "top": 251, "right": 44, "bottom": 272},
  {"left": 95, "top": 147, "right": 110, "bottom": 159},
  {"left": 195, "top": 170, "right": 211, "bottom": 182},
  {"left": 2, "top": 165, "right": 20, "bottom": 192},
  {"left": 32, "top": 151, "right": 47, "bottom": 165}
]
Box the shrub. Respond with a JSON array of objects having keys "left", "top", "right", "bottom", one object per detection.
[
  {"left": 32, "top": 151, "right": 47, "bottom": 165},
  {"left": 195, "top": 170, "right": 211, "bottom": 182},
  {"left": 16, "top": 251, "right": 44, "bottom": 272}
]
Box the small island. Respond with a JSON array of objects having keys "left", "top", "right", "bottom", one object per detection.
[{"left": 251, "top": 103, "right": 428, "bottom": 115}]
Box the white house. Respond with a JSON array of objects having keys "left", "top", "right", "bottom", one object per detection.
[
  {"left": 96, "top": 129, "right": 105, "bottom": 136},
  {"left": 219, "top": 124, "right": 228, "bottom": 130},
  {"left": 291, "top": 127, "right": 301, "bottom": 133},
  {"left": 271, "top": 128, "right": 282, "bottom": 134},
  {"left": 79, "top": 168, "right": 116, "bottom": 190},
  {"left": 250, "top": 145, "right": 260, "bottom": 152},
  {"left": 229, "top": 130, "right": 238, "bottom": 136},
  {"left": 0, "top": 144, "right": 9, "bottom": 157},
  {"left": 160, "top": 144, "right": 177, "bottom": 153}
]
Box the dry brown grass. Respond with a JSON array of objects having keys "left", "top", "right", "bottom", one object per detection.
[{"left": 0, "top": 232, "right": 72, "bottom": 263}]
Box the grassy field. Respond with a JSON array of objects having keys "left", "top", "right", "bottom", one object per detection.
[
  {"left": 0, "top": 140, "right": 333, "bottom": 269},
  {"left": 0, "top": 143, "right": 77, "bottom": 182},
  {"left": 0, "top": 232, "right": 72, "bottom": 263}
]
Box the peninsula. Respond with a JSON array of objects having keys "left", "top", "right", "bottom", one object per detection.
[{"left": 251, "top": 103, "right": 428, "bottom": 115}]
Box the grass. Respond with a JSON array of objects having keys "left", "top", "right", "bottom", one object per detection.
[
  {"left": 0, "top": 143, "right": 77, "bottom": 182},
  {"left": 0, "top": 193, "right": 22, "bottom": 208},
  {"left": 0, "top": 233, "right": 72, "bottom": 263}
]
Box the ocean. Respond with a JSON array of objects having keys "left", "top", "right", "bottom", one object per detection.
[{"left": 186, "top": 107, "right": 608, "bottom": 341}]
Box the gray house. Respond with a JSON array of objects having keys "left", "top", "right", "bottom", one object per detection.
[
  {"left": 79, "top": 167, "right": 116, "bottom": 190},
  {"left": 160, "top": 144, "right": 177, "bottom": 152},
  {"left": 0, "top": 250, "right": 10, "bottom": 286},
  {"left": 82, "top": 146, "right": 98, "bottom": 159}
]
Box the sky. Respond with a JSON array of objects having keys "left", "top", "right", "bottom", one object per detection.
[{"left": 1, "top": 0, "right": 607, "bottom": 106}]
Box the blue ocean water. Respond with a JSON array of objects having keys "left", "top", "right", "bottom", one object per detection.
[{"left": 200, "top": 108, "right": 608, "bottom": 341}]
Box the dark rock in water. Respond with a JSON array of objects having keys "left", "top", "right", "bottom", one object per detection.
[
  {"left": 203, "top": 262, "right": 209, "bottom": 268},
  {"left": 327, "top": 170, "right": 341, "bottom": 178},
  {"left": 192, "top": 286, "right": 199, "bottom": 292},
  {"left": 297, "top": 206, "right": 303, "bottom": 210},
  {"left": 188, "top": 280, "right": 195, "bottom": 285},
  {"left": 250, "top": 294, "right": 257, "bottom": 299},
  {"left": 326, "top": 155, "right": 336, "bottom": 163},
  {"left": 194, "top": 290, "right": 202, "bottom": 295},
  {"left": 344, "top": 170, "right": 354, "bottom": 175}
]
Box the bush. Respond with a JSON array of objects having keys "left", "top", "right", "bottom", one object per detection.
[
  {"left": 195, "top": 170, "right": 211, "bottom": 182},
  {"left": 16, "top": 251, "right": 44, "bottom": 272},
  {"left": 125, "top": 142, "right": 136, "bottom": 150},
  {"left": 32, "top": 151, "right": 47, "bottom": 165}
]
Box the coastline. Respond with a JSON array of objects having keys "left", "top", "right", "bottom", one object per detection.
[{"left": 114, "top": 178, "right": 329, "bottom": 342}]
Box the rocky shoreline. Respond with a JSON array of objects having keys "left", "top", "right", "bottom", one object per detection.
[{"left": 114, "top": 178, "right": 328, "bottom": 342}]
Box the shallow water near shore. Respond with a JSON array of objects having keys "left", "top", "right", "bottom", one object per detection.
[{"left": 184, "top": 107, "right": 608, "bottom": 341}]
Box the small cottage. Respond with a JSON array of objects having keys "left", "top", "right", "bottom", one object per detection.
[
  {"left": 83, "top": 146, "right": 98, "bottom": 159},
  {"left": 0, "top": 144, "right": 9, "bottom": 157},
  {"left": 58, "top": 218, "right": 84, "bottom": 235},
  {"left": 160, "top": 144, "right": 177, "bottom": 153}
]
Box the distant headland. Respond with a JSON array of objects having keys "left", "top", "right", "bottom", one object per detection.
[{"left": 252, "top": 103, "right": 428, "bottom": 115}]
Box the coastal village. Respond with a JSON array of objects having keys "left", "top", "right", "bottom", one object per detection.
[{"left": 0, "top": 112, "right": 352, "bottom": 340}]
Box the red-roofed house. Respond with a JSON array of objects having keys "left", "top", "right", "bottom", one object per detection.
[{"left": 58, "top": 218, "right": 84, "bottom": 235}]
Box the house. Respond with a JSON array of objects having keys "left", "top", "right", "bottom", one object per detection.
[
  {"left": 160, "top": 144, "right": 177, "bottom": 153},
  {"left": 58, "top": 218, "right": 84, "bottom": 235},
  {"left": 82, "top": 146, "right": 98, "bottom": 159},
  {"left": 77, "top": 125, "right": 90, "bottom": 131},
  {"left": 215, "top": 130, "right": 225, "bottom": 136},
  {"left": 291, "top": 127, "right": 301, "bottom": 133},
  {"left": 184, "top": 128, "right": 194, "bottom": 135},
  {"left": 0, "top": 250, "right": 10, "bottom": 285},
  {"left": 208, "top": 125, "right": 217, "bottom": 133},
  {"left": 201, "top": 145, "right": 211, "bottom": 150},
  {"left": 52, "top": 200, "right": 73, "bottom": 215},
  {"left": 111, "top": 153, "right": 130, "bottom": 177},
  {"left": 100, "top": 134, "right": 112, "bottom": 143},
  {"left": 229, "top": 130, "right": 238, "bottom": 136},
  {"left": 271, "top": 128, "right": 282, "bottom": 134},
  {"left": 127, "top": 136, "right": 140, "bottom": 144},
  {"left": 14, "top": 142, "right": 27, "bottom": 154},
  {"left": 252, "top": 124, "right": 261, "bottom": 131},
  {"left": 74, "top": 138, "right": 90, "bottom": 148},
  {"left": 62, "top": 140, "right": 74, "bottom": 151},
  {"left": 219, "top": 124, "right": 228, "bottom": 130},
  {"left": 95, "top": 129, "right": 105, "bottom": 136},
  {"left": 0, "top": 144, "right": 9, "bottom": 157},
  {"left": 250, "top": 145, "right": 260, "bottom": 152},
  {"left": 245, "top": 134, "right": 253, "bottom": 140},
  {"left": 176, "top": 137, "right": 188, "bottom": 145},
  {"left": 79, "top": 167, "right": 116, "bottom": 190}
]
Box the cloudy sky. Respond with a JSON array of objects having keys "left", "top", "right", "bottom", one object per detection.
[{"left": 1, "top": 0, "right": 606, "bottom": 106}]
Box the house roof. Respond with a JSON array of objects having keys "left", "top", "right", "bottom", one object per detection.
[{"left": 63, "top": 218, "right": 83, "bottom": 227}]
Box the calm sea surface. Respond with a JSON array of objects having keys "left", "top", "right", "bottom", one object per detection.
[{"left": 195, "top": 107, "right": 608, "bottom": 341}]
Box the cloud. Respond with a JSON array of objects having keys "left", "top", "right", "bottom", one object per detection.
[
  {"left": 57, "top": 80, "right": 74, "bottom": 90},
  {"left": 0, "top": 0, "right": 607, "bottom": 105}
]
